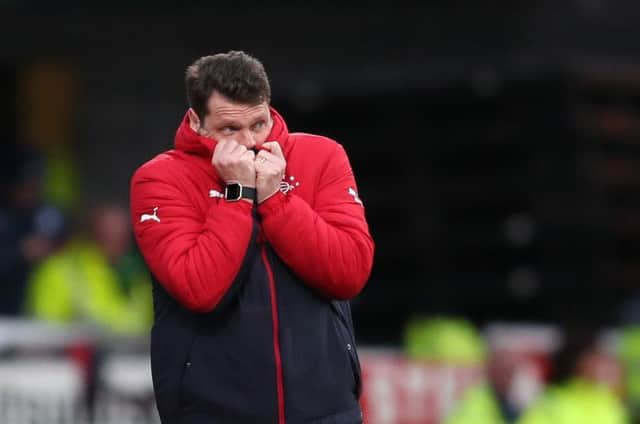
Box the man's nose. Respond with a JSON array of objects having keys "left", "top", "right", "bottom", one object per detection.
[{"left": 237, "top": 129, "right": 256, "bottom": 149}]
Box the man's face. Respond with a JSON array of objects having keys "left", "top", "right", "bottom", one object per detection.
[
  {"left": 93, "top": 205, "right": 131, "bottom": 262},
  {"left": 190, "top": 91, "right": 273, "bottom": 150},
  {"left": 577, "top": 349, "right": 623, "bottom": 395}
]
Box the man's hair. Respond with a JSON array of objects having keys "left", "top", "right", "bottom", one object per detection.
[{"left": 185, "top": 51, "right": 271, "bottom": 121}]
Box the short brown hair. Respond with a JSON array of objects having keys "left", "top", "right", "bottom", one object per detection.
[{"left": 185, "top": 51, "right": 271, "bottom": 121}]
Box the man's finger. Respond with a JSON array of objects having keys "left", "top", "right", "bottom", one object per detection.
[
  {"left": 241, "top": 150, "right": 256, "bottom": 161},
  {"left": 213, "top": 139, "right": 228, "bottom": 156},
  {"left": 229, "top": 143, "right": 248, "bottom": 158},
  {"left": 255, "top": 150, "right": 280, "bottom": 165},
  {"left": 260, "top": 141, "right": 284, "bottom": 159},
  {"left": 214, "top": 139, "right": 236, "bottom": 156}
]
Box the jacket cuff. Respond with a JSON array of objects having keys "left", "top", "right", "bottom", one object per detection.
[
  {"left": 257, "top": 191, "right": 288, "bottom": 217},
  {"left": 210, "top": 198, "right": 254, "bottom": 218}
]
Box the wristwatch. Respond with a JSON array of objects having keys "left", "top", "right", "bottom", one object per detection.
[{"left": 224, "top": 182, "right": 256, "bottom": 202}]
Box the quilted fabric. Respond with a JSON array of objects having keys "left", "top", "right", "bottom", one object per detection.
[{"left": 130, "top": 107, "right": 374, "bottom": 311}]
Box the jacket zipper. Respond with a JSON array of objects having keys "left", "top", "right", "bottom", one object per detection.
[{"left": 261, "top": 247, "right": 285, "bottom": 424}]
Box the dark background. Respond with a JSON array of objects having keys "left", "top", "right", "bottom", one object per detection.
[{"left": 2, "top": 0, "right": 640, "bottom": 344}]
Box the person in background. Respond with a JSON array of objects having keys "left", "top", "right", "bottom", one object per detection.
[
  {"left": 0, "top": 143, "right": 66, "bottom": 315},
  {"left": 445, "top": 343, "right": 544, "bottom": 424},
  {"left": 404, "top": 316, "right": 520, "bottom": 424},
  {"left": 24, "top": 203, "right": 152, "bottom": 334},
  {"left": 516, "top": 325, "right": 628, "bottom": 424}
]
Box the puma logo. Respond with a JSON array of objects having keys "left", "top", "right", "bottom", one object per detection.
[
  {"left": 140, "top": 207, "right": 160, "bottom": 223},
  {"left": 348, "top": 187, "right": 363, "bottom": 206},
  {"left": 209, "top": 189, "right": 224, "bottom": 198}
]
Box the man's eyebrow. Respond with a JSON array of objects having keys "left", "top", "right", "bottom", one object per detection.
[
  {"left": 215, "top": 112, "right": 268, "bottom": 127},
  {"left": 251, "top": 116, "right": 268, "bottom": 124},
  {"left": 216, "top": 120, "right": 240, "bottom": 127}
]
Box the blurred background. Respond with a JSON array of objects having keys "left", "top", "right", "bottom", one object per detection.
[{"left": 2, "top": 0, "right": 640, "bottom": 423}]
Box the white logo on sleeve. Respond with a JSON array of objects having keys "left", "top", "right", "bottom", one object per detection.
[
  {"left": 209, "top": 189, "right": 224, "bottom": 198},
  {"left": 348, "top": 187, "right": 363, "bottom": 206},
  {"left": 140, "top": 207, "right": 160, "bottom": 223}
]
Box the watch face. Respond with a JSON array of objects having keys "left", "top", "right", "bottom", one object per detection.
[{"left": 225, "top": 183, "right": 242, "bottom": 201}]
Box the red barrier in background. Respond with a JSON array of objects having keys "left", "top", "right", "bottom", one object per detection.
[{"left": 359, "top": 350, "right": 483, "bottom": 424}]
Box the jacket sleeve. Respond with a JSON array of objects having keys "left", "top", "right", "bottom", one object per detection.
[
  {"left": 257, "top": 143, "right": 374, "bottom": 300},
  {"left": 130, "top": 164, "right": 253, "bottom": 312}
]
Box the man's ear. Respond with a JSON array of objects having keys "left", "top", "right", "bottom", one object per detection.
[{"left": 187, "top": 108, "right": 200, "bottom": 132}]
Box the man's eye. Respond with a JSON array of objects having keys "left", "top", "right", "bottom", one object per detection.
[
  {"left": 252, "top": 121, "right": 265, "bottom": 130},
  {"left": 221, "top": 127, "right": 235, "bottom": 135}
]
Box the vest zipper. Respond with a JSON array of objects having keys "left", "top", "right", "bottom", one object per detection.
[{"left": 261, "top": 247, "right": 285, "bottom": 424}]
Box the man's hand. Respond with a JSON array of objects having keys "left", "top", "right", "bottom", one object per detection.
[
  {"left": 255, "top": 141, "right": 286, "bottom": 204},
  {"left": 212, "top": 140, "right": 256, "bottom": 187}
]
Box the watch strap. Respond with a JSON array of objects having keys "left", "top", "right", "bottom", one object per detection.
[{"left": 240, "top": 186, "right": 256, "bottom": 201}]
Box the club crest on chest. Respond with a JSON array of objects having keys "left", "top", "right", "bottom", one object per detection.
[{"left": 280, "top": 175, "right": 300, "bottom": 194}]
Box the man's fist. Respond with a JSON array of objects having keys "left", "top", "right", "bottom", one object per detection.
[
  {"left": 255, "top": 141, "right": 286, "bottom": 204},
  {"left": 212, "top": 140, "right": 256, "bottom": 187}
]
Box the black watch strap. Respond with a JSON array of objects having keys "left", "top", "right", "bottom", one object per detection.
[
  {"left": 224, "top": 183, "right": 256, "bottom": 202},
  {"left": 241, "top": 186, "right": 256, "bottom": 201}
]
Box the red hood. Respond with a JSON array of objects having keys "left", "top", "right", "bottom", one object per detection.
[{"left": 174, "top": 106, "right": 291, "bottom": 157}]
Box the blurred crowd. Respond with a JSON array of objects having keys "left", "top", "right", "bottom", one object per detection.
[
  {"left": 0, "top": 140, "right": 152, "bottom": 335},
  {"left": 403, "top": 316, "right": 640, "bottom": 423},
  {"left": 0, "top": 61, "right": 153, "bottom": 337}
]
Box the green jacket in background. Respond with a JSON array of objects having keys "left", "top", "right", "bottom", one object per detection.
[
  {"left": 404, "top": 316, "right": 486, "bottom": 364},
  {"left": 445, "top": 382, "right": 507, "bottom": 424},
  {"left": 517, "top": 379, "right": 629, "bottom": 424},
  {"left": 621, "top": 325, "right": 640, "bottom": 420},
  {"left": 405, "top": 316, "right": 495, "bottom": 423},
  {"left": 25, "top": 241, "right": 153, "bottom": 335}
]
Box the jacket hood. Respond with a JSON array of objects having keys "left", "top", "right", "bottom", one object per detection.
[{"left": 174, "top": 106, "right": 290, "bottom": 157}]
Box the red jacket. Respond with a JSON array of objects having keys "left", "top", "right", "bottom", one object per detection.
[
  {"left": 130, "top": 107, "right": 374, "bottom": 423},
  {"left": 131, "top": 108, "right": 373, "bottom": 312}
]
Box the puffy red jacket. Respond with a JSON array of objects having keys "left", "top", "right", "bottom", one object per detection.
[{"left": 130, "top": 108, "right": 373, "bottom": 312}]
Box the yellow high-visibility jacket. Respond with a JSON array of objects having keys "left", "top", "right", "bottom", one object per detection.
[
  {"left": 445, "top": 383, "right": 506, "bottom": 424},
  {"left": 25, "top": 241, "right": 152, "bottom": 334},
  {"left": 517, "top": 379, "right": 628, "bottom": 424}
]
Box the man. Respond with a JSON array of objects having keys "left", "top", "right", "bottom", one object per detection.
[{"left": 130, "top": 51, "right": 374, "bottom": 423}]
